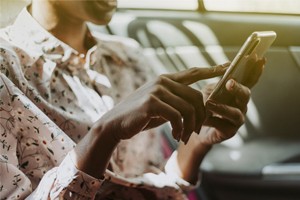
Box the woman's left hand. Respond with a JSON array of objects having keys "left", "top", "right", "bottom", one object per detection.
[
  {"left": 176, "top": 58, "right": 266, "bottom": 184},
  {"left": 195, "top": 57, "right": 266, "bottom": 149},
  {"left": 196, "top": 79, "right": 250, "bottom": 147}
]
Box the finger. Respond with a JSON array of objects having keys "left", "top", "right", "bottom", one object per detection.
[
  {"left": 143, "top": 118, "right": 167, "bottom": 131},
  {"left": 155, "top": 87, "right": 196, "bottom": 142},
  {"left": 146, "top": 95, "right": 183, "bottom": 141},
  {"left": 225, "top": 79, "right": 251, "bottom": 112},
  {"left": 154, "top": 76, "right": 205, "bottom": 133},
  {"left": 164, "top": 62, "right": 230, "bottom": 85},
  {"left": 244, "top": 58, "right": 266, "bottom": 89},
  {"left": 206, "top": 100, "right": 245, "bottom": 127},
  {"left": 168, "top": 81, "right": 205, "bottom": 134}
]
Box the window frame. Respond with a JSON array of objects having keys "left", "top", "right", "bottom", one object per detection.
[
  {"left": 198, "top": 0, "right": 300, "bottom": 16},
  {"left": 116, "top": 0, "right": 300, "bottom": 16},
  {"left": 116, "top": 0, "right": 200, "bottom": 12}
]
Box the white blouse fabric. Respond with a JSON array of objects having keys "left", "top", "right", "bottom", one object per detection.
[{"left": 0, "top": 7, "right": 197, "bottom": 200}]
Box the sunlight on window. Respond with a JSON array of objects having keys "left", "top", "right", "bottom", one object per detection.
[
  {"left": 0, "top": 0, "right": 30, "bottom": 27},
  {"left": 204, "top": 0, "right": 300, "bottom": 14},
  {"left": 118, "top": 0, "right": 198, "bottom": 10}
]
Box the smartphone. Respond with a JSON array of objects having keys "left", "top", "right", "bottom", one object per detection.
[{"left": 206, "top": 31, "right": 277, "bottom": 105}]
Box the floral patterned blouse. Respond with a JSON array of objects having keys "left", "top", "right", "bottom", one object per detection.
[{"left": 0, "top": 7, "right": 197, "bottom": 200}]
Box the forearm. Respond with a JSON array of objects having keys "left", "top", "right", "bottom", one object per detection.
[
  {"left": 70, "top": 122, "right": 120, "bottom": 179},
  {"left": 176, "top": 133, "right": 212, "bottom": 184}
]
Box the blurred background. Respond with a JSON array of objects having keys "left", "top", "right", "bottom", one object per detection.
[
  {"left": 1, "top": 1, "right": 299, "bottom": 200},
  {"left": 1, "top": 0, "right": 300, "bottom": 28},
  {"left": 118, "top": 0, "right": 300, "bottom": 14}
]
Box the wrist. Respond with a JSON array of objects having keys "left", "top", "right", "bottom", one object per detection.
[
  {"left": 186, "top": 134, "right": 212, "bottom": 157},
  {"left": 193, "top": 142, "right": 212, "bottom": 157},
  {"left": 177, "top": 135, "right": 212, "bottom": 184},
  {"left": 72, "top": 122, "right": 120, "bottom": 179},
  {"left": 91, "top": 121, "right": 121, "bottom": 146}
]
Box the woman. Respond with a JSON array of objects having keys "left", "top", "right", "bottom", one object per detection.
[{"left": 0, "top": 0, "right": 265, "bottom": 199}]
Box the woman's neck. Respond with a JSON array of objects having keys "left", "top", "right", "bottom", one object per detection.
[{"left": 30, "top": 1, "right": 90, "bottom": 54}]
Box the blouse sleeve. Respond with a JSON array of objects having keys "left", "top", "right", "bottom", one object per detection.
[
  {"left": 0, "top": 73, "right": 104, "bottom": 199},
  {"left": 164, "top": 150, "right": 201, "bottom": 194}
]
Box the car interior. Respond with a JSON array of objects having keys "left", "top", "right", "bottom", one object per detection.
[
  {"left": 88, "top": 1, "right": 300, "bottom": 199},
  {"left": 1, "top": 0, "right": 300, "bottom": 199}
]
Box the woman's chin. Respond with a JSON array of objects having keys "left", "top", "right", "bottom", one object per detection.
[
  {"left": 89, "top": 11, "right": 115, "bottom": 25},
  {"left": 95, "top": 0, "right": 118, "bottom": 11}
]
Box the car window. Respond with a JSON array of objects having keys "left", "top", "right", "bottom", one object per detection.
[
  {"left": 203, "top": 0, "right": 300, "bottom": 14},
  {"left": 0, "top": 0, "right": 30, "bottom": 28},
  {"left": 118, "top": 0, "right": 198, "bottom": 10}
]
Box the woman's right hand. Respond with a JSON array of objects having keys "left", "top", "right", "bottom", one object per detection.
[
  {"left": 71, "top": 63, "right": 229, "bottom": 179},
  {"left": 97, "top": 63, "right": 230, "bottom": 144}
]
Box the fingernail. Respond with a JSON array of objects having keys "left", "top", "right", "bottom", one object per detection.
[
  {"left": 230, "top": 79, "right": 235, "bottom": 89},
  {"left": 177, "top": 129, "right": 183, "bottom": 142},
  {"left": 263, "top": 57, "right": 267, "bottom": 64},
  {"left": 222, "top": 62, "right": 231, "bottom": 68},
  {"left": 206, "top": 101, "right": 217, "bottom": 109},
  {"left": 196, "top": 125, "right": 201, "bottom": 135},
  {"left": 196, "top": 121, "right": 203, "bottom": 134},
  {"left": 184, "top": 134, "right": 191, "bottom": 145},
  {"left": 197, "top": 126, "right": 202, "bottom": 135},
  {"left": 226, "top": 79, "right": 235, "bottom": 90}
]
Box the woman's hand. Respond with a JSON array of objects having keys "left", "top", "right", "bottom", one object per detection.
[
  {"left": 177, "top": 58, "right": 266, "bottom": 184},
  {"left": 200, "top": 57, "right": 266, "bottom": 147},
  {"left": 98, "top": 63, "right": 229, "bottom": 144},
  {"left": 71, "top": 63, "right": 229, "bottom": 179}
]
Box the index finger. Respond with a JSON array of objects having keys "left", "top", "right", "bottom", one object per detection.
[{"left": 165, "top": 62, "right": 231, "bottom": 85}]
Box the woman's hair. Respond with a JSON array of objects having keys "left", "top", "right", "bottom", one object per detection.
[{"left": 0, "top": 0, "right": 31, "bottom": 28}]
